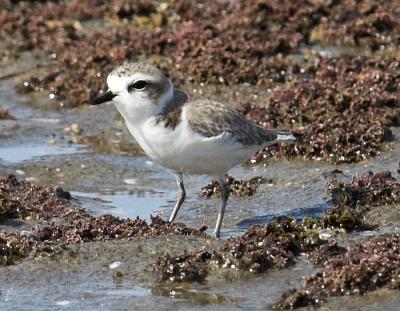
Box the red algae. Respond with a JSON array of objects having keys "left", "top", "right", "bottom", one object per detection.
[
  {"left": 155, "top": 249, "right": 213, "bottom": 283},
  {"left": 201, "top": 176, "right": 269, "bottom": 198},
  {"left": 32, "top": 214, "right": 208, "bottom": 244},
  {"left": 324, "top": 170, "right": 400, "bottom": 230},
  {"left": 328, "top": 170, "right": 400, "bottom": 208},
  {"left": 0, "top": 174, "right": 78, "bottom": 220},
  {"left": 239, "top": 56, "right": 400, "bottom": 164},
  {"left": 4, "top": 0, "right": 397, "bottom": 107},
  {"left": 0, "top": 175, "right": 207, "bottom": 265},
  {"left": 0, "top": 231, "right": 41, "bottom": 265},
  {"left": 154, "top": 217, "right": 323, "bottom": 282},
  {"left": 0, "top": 214, "right": 207, "bottom": 266},
  {"left": 0, "top": 108, "right": 15, "bottom": 120},
  {"left": 155, "top": 170, "right": 400, "bottom": 284},
  {"left": 273, "top": 234, "right": 400, "bottom": 309},
  {"left": 2, "top": 1, "right": 399, "bottom": 164}
]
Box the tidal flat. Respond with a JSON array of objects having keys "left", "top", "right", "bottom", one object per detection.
[{"left": 0, "top": 1, "right": 399, "bottom": 310}]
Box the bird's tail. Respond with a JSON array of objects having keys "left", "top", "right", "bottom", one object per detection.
[{"left": 276, "top": 131, "right": 296, "bottom": 142}]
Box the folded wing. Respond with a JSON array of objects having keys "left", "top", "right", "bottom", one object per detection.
[{"left": 186, "top": 99, "right": 279, "bottom": 146}]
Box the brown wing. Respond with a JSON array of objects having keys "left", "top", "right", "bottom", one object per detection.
[{"left": 186, "top": 99, "right": 277, "bottom": 146}]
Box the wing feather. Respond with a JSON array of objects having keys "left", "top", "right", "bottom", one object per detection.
[{"left": 186, "top": 99, "right": 277, "bottom": 146}]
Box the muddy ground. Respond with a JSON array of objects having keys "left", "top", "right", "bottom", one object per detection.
[{"left": 0, "top": 1, "right": 400, "bottom": 310}]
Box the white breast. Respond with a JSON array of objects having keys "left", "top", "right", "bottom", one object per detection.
[
  {"left": 124, "top": 107, "right": 260, "bottom": 176},
  {"left": 125, "top": 115, "right": 187, "bottom": 165}
]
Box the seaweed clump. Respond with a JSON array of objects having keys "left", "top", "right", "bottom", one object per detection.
[
  {"left": 0, "top": 174, "right": 78, "bottom": 220},
  {"left": 220, "top": 217, "right": 321, "bottom": 272},
  {"left": 324, "top": 170, "right": 400, "bottom": 230},
  {"left": 154, "top": 217, "right": 322, "bottom": 282},
  {"left": 1, "top": 0, "right": 400, "bottom": 114},
  {"left": 32, "top": 214, "right": 208, "bottom": 244},
  {"left": 0, "top": 108, "right": 15, "bottom": 120},
  {"left": 273, "top": 234, "right": 400, "bottom": 309},
  {"left": 0, "top": 214, "right": 207, "bottom": 266},
  {"left": 328, "top": 170, "right": 400, "bottom": 207},
  {"left": 0, "top": 0, "right": 156, "bottom": 51},
  {"left": 8, "top": 1, "right": 305, "bottom": 107},
  {"left": 309, "top": 1, "right": 400, "bottom": 50},
  {"left": 155, "top": 170, "right": 400, "bottom": 284},
  {"left": 238, "top": 56, "right": 400, "bottom": 164},
  {"left": 2, "top": 2, "right": 400, "bottom": 165},
  {"left": 0, "top": 231, "right": 42, "bottom": 265},
  {"left": 306, "top": 240, "right": 347, "bottom": 265},
  {"left": 155, "top": 249, "right": 213, "bottom": 283},
  {"left": 201, "top": 176, "right": 269, "bottom": 198},
  {"left": 0, "top": 175, "right": 208, "bottom": 265}
]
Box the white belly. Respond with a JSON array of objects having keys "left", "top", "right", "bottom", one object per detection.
[{"left": 124, "top": 114, "right": 259, "bottom": 176}]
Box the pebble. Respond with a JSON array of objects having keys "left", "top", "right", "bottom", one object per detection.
[
  {"left": 70, "top": 123, "right": 82, "bottom": 133},
  {"left": 20, "top": 230, "right": 34, "bottom": 236},
  {"left": 31, "top": 118, "right": 60, "bottom": 124},
  {"left": 56, "top": 300, "right": 71, "bottom": 306},
  {"left": 109, "top": 261, "right": 122, "bottom": 269},
  {"left": 319, "top": 229, "right": 334, "bottom": 240},
  {"left": 25, "top": 177, "right": 38, "bottom": 183},
  {"left": 123, "top": 178, "right": 137, "bottom": 185}
]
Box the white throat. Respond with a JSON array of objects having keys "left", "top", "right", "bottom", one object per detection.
[
  {"left": 113, "top": 85, "right": 173, "bottom": 125},
  {"left": 115, "top": 85, "right": 177, "bottom": 162}
]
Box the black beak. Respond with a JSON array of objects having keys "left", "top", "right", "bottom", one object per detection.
[{"left": 91, "top": 90, "right": 116, "bottom": 105}]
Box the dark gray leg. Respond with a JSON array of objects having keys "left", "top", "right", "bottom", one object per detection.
[
  {"left": 169, "top": 173, "right": 186, "bottom": 223},
  {"left": 214, "top": 174, "right": 229, "bottom": 238}
]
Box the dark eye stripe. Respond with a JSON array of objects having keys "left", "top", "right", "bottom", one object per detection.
[{"left": 128, "top": 80, "right": 147, "bottom": 92}]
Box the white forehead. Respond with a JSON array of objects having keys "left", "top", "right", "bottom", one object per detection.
[{"left": 106, "top": 63, "right": 168, "bottom": 93}]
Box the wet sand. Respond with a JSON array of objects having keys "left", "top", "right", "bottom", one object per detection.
[{"left": 0, "top": 1, "right": 400, "bottom": 310}]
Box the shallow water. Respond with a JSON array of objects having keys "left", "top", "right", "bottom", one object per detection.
[
  {"left": 72, "top": 191, "right": 169, "bottom": 221},
  {"left": 0, "top": 143, "right": 85, "bottom": 163},
  {"left": 1, "top": 53, "right": 400, "bottom": 311}
]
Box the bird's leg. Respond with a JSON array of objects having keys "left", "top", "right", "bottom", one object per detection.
[
  {"left": 169, "top": 173, "right": 186, "bottom": 223},
  {"left": 214, "top": 174, "right": 230, "bottom": 239}
]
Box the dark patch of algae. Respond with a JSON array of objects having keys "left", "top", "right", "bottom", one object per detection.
[
  {"left": 0, "top": 174, "right": 207, "bottom": 265},
  {"left": 0, "top": 108, "right": 15, "bottom": 120},
  {"left": 239, "top": 56, "right": 400, "bottom": 165},
  {"left": 324, "top": 170, "right": 400, "bottom": 230},
  {"left": 153, "top": 170, "right": 400, "bottom": 309},
  {"left": 1, "top": 169, "right": 400, "bottom": 308},
  {"left": 154, "top": 217, "right": 321, "bottom": 283},
  {"left": 201, "top": 175, "right": 270, "bottom": 198},
  {"left": 272, "top": 234, "right": 400, "bottom": 309},
  {"left": 1, "top": 1, "right": 400, "bottom": 306},
  {"left": 1, "top": 1, "right": 400, "bottom": 164},
  {"left": 0, "top": 174, "right": 78, "bottom": 221}
]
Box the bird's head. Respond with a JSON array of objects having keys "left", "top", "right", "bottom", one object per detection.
[{"left": 92, "top": 63, "right": 173, "bottom": 122}]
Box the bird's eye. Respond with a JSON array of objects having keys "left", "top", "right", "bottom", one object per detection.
[{"left": 128, "top": 80, "right": 147, "bottom": 92}]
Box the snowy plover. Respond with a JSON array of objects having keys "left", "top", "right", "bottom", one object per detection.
[{"left": 92, "top": 63, "right": 295, "bottom": 238}]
